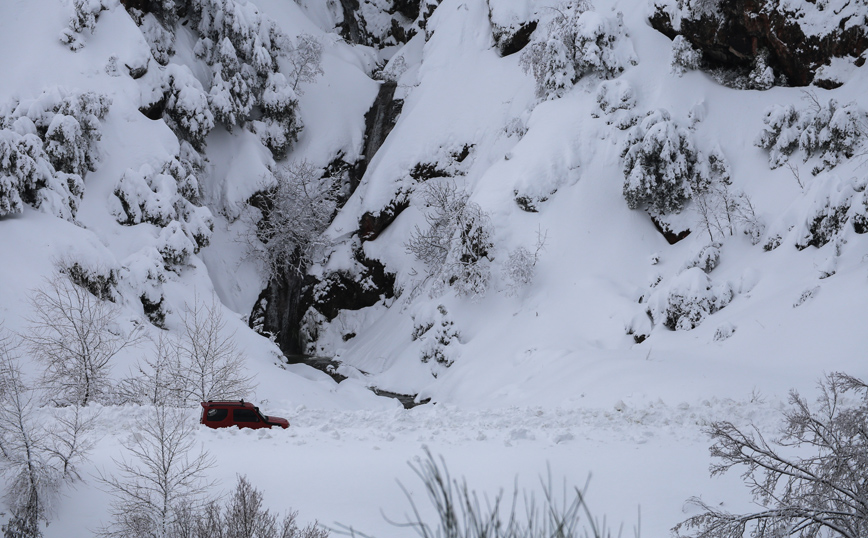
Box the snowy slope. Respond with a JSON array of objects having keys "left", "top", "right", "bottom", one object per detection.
[{"left": 0, "top": 0, "right": 866, "bottom": 536}]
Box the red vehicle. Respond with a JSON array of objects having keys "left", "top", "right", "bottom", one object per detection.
[{"left": 200, "top": 400, "right": 289, "bottom": 429}]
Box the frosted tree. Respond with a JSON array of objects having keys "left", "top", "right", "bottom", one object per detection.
[
  {"left": 0, "top": 330, "right": 99, "bottom": 538},
  {"left": 182, "top": 475, "right": 329, "bottom": 538},
  {"left": 250, "top": 161, "right": 335, "bottom": 279},
  {"left": 621, "top": 108, "right": 697, "bottom": 215},
  {"left": 175, "top": 296, "right": 255, "bottom": 404},
  {"left": 97, "top": 406, "right": 215, "bottom": 538},
  {"left": 691, "top": 148, "right": 764, "bottom": 243},
  {"left": 407, "top": 182, "right": 494, "bottom": 299},
  {"left": 286, "top": 34, "right": 324, "bottom": 93},
  {"left": 675, "top": 373, "right": 868, "bottom": 538},
  {"left": 25, "top": 270, "right": 144, "bottom": 406}
]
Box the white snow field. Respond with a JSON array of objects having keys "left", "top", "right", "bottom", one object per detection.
[{"left": 0, "top": 0, "right": 866, "bottom": 536}]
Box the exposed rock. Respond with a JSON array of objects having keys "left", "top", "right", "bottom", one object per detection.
[
  {"left": 650, "top": 214, "right": 690, "bottom": 245},
  {"left": 492, "top": 20, "right": 538, "bottom": 57},
  {"left": 304, "top": 250, "right": 396, "bottom": 322},
  {"left": 359, "top": 192, "right": 410, "bottom": 241},
  {"left": 363, "top": 82, "right": 403, "bottom": 168},
  {"left": 649, "top": 1, "right": 868, "bottom": 87},
  {"left": 250, "top": 269, "right": 316, "bottom": 355}
]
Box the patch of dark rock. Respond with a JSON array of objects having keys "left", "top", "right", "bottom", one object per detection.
[
  {"left": 649, "top": 1, "right": 868, "bottom": 87},
  {"left": 139, "top": 93, "right": 167, "bottom": 120},
  {"left": 410, "top": 162, "right": 450, "bottom": 181},
  {"left": 305, "top": 250, "right": 396, "bottom": 322},
  {"left": 362, "top": 82, "right": 403, "bottom": 168},
  {"left": 650, "top": 214, "right": 690, "bottom": 244},
  {"left": 359, "top": 192, "right": 410, "bottom": 241},
  {"left": 493, "top": 20, "right": 538, "bottom": 57}
]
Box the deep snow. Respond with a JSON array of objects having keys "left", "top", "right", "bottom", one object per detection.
[{"left": 0, "top": 0, "right": 866, "bottom": 536}]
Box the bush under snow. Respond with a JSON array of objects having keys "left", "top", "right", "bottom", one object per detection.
[
  {"left": 646, "top": 267, "right": 734, "bottom": 331},
  {"left": 621, "top": 108, "right": 697, "bottom": 215},
  {"left": 520, "top": 1, "right": 637, "bottom": 100},
  {"left": 755, "top": 97, "right": 866, "bottom": 174}
]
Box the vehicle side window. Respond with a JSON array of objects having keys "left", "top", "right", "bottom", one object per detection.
[
  {"left": 233, "top": 409, "right": 260, "bottom": 422},
  {"left": 206, "top": 408, "right": 228, "bottom": 421}
]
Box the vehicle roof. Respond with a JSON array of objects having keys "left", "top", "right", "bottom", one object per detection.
[{"left": 200, "top": 400, "right": 256, "bottom": 408}]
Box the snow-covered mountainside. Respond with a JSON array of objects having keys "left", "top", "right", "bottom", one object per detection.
[{"left": 0, "top": 0, "right": 866, "bottom": 535}]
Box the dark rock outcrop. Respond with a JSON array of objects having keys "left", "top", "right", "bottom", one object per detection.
[
  {"left": 359, "top": 193, "right": 410, "bottom": 241},
  {"left": 362, "top": 82, "right": 403, "bottom": 170},
  {"left": 250, "top": 269, "right": 315, "bottom": 355},
  {"left": 304, "top": 251, "right": 396, "bottom": 322},
  {"left": 492, "top": 20, "right": 538, "bottom": 57},
  {"left": 650, "top": 1, "right": 868, "bottom": 86}
]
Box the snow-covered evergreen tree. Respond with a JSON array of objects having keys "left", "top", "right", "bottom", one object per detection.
[
  {"left": 621, "top": 109, "right": 697, "bottom": 215},
  {"left": 520, "top": 2, "right": 636, "bottom": 100},
  {"left": 756, "top": 97, "right": 866, "bottom": 174}
]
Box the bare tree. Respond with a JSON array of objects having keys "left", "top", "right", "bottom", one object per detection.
[
  {"left": 287, "top": 34, "right": 324, "bottom": 93},
  {"left": 0, "top": 329, "right": 99, "bottom": 538},
  {"left": 25, "top": 271, "right": 143, "bottom": 406},
  {"left": 175, "top": 296, "right": 255, "bottom": 404},
  {"left": 172, "top": 475, "right": 328, "bottom": 538},
  {"left": 97, "top": 406, "right": 215, "bottom": 538},
  {"left": 407, "top": 182, "right": 494, "bottom": 299},
  {"left": 249, "top": 161, "right": 335, "bottom": 279},
  {"left": 118, "top": 333, "right": 186, "bottom": 407},
  {"left": 675, "top": 373, "right": 868, "bottom": 538}
]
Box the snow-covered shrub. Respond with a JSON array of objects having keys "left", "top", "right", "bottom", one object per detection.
[
  {"left": 140, "top": 13, "right": 175, "bottom": 65},
  {"left": 0, "top": 129, "right": 83, "bottom": 221},
  {"left": 748, "top": 49, "right": 775, "bottom": 90},
  {"left": 120, "top": 247, "right": 169, "bottom": 327},
  {"left": 670, "top": 35, "right": 701, "bottom": 76},
  {"left": 253, "top": 73, "right": 302, "bottom": 159},
  {"left": 503, "top": 247, "right": 537, "bottom": 294},
  {"left": 595, "top": 79, "right": 635, "bottom": 115},
  {"left": 621, "top": 108, "right": 697, "bottom": 215},
  {"left": 413, "top": 304, "right": 460, "bottom": 368},
  {"left": 382, "top": 55, "right": 408, "bottom": 83},
  {"left": 58, "top": 257, "right": 119, "bottom": 302},
  {"left": 713, "top": 322, "right": 736, "bottom": 342},
  {"left": 756, "top": 98, "right": 866, "bottom": 174},
  {"left": 796, "top": 199, "right": 852, "bottom": 250},
  {"left": 683, "top": 243, "right": 721, "bottom": 274},
  {"left": 3, "top": 87, "right": 110, "bottom": 188},
  {"left": 59, "top": 0, "right": 110, "bottom": 50},
  {"left": 520, "top": 2, "right": 637, "bottom": 100},
  {"left": 646, "top": 267, "right": 733, "bottom": 330},
  {"left": 502, "top": 229, "right": 547, "bottom": 295},
  {"left": 158, "top": 220, "right": 197, "bottom": 270},
  {"left": 407, "top": 182, "right": 494, "bottom": 299},
  {"left": 111, "top": 155, "right": 213, "bottom": 251},
  {"left": 594, "top": 79, "right": 637, "bottom": 129},
  {"left": 164, "top": 65, "right": 215, "bottom": 150}
]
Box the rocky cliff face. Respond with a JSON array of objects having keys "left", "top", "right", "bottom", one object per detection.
[{"left": 650, "top": 0, "right": 868, "bottom": 87}]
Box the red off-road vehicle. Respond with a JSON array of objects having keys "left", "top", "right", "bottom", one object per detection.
[{"left": 200, "top": 400, "right": 289, "bottom": 429}]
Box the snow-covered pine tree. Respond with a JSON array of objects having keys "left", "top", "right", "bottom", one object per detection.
[{"left": 621, "top": 108, "right": 697, "bottom": 215}]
